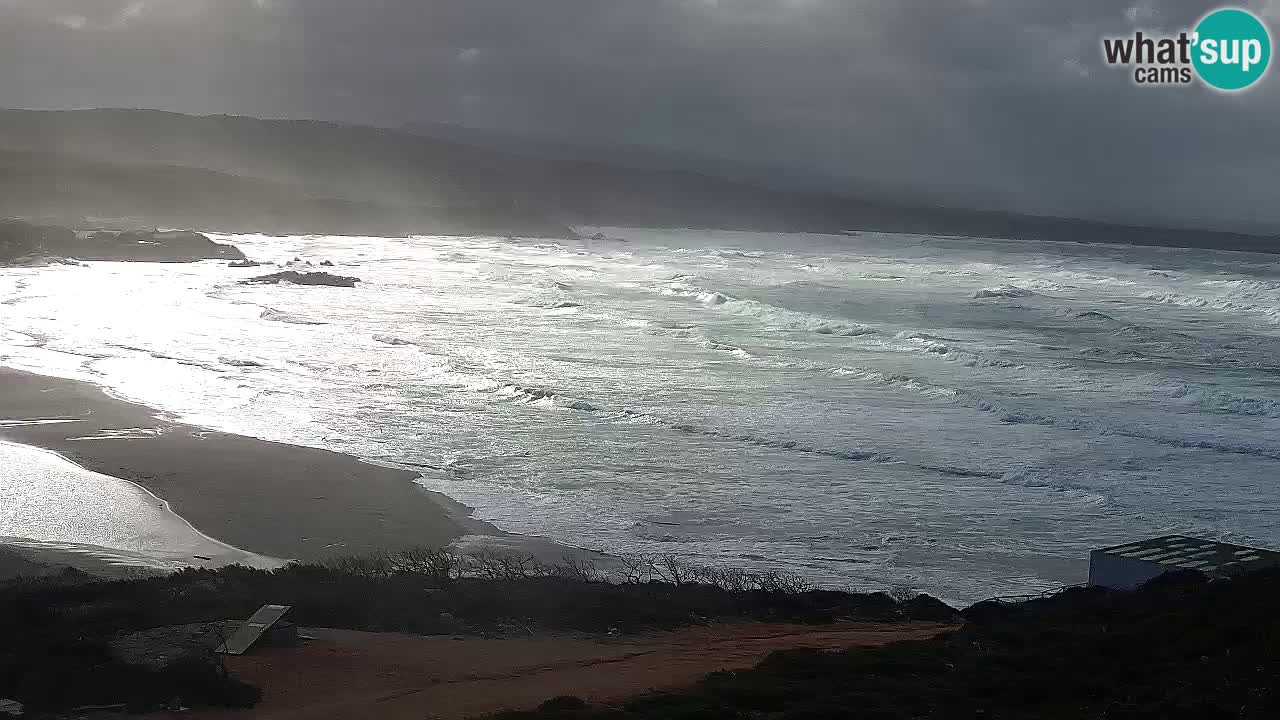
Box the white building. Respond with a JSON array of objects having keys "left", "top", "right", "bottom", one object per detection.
[{"left": 1089, "top": 535, "right": 1280, "bottom": 590}]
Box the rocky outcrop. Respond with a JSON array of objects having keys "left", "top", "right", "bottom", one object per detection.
[
  {"left": 228, "top": 259, "right": 264, "bottom": 268},
  {"left": 82, "top": 230, "right": 246, "bottom": 262},
  {"left": 0, "top": 220, "right": 76, "bottom": 265},
  {"left": 240, "top": 271, "right": 360, "bottom": 288},
  {"left": 1, "top": 220, "right": 246, "bottom": 265}
]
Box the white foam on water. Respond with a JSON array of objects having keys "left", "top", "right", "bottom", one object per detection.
[{"left": 2, "top": 228, "right": 1278, "bottom": 603}]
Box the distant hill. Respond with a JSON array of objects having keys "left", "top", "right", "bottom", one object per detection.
[
  {"left": 0, "top": 147, "right": 562, "bottom": 237},
  {"left": 400, "top": 121, "right": 1011, "bottom": 211},
  {"left": 0, "top": 108, "right": 1276, "bottom": 252}
]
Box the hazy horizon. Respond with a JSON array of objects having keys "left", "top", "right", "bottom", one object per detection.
[
  {"left": 2, "top": 1, "right": 1279, "bottom": 230},
  {"left": 5, "top": 105, "right": 1280, "bottom": 238}
]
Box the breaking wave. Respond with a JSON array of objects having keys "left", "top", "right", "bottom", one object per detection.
[
  {"left": 8, "top": 227, "right": 1280, "bottom": 603},
  {"left": 1141, "top": 289, "right": 1280, "bottom": 324},
  {"left": 459, "top": 370, "right": 1041, "bottom": 481},
  {"left": 698, "top": 339, "right": 752, "bottom": 358},
  {"left": 1164, "top": 384, "right": 1280, "bottom": 419},
  {"left": 820, "top": 361, "right": 1280, "bottom": 461},
  {"left": 373, "top": 335, "right": 415, "bottom": 346},
  {"left": 974, "top": 285, "right": 1038, "bottom": 299},
  {"left": 661, "top": 281, "right": 875, "bottom": 336},
  {"left": 260, "top": 308, "right": 326, "bottom": 325}
]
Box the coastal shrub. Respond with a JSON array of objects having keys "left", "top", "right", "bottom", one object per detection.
[
  {"left": 616, "top": 553, "right": 816, "bottom": 593},
  {"left": 0, "top": 594, "right": 258, "bottom": 712},
  {"left": 0, "top": 551, "right": 942, "bottom": 640},
  {"left": 12, "top": 551, "right": 1278, "bottom": 717},
  {"left": 495, "top": 566, "right": 1280, "bottom": 720},
  {"left": 0, "top": 548, "right": 956, "bottom": 712}
]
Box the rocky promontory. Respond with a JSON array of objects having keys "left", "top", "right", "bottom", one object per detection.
[
  {"left": 79, "top": 229, "right": 246, "bottom": 262},
  {"left": 1, "top": 220, "right": 245, "bottom": 265}
]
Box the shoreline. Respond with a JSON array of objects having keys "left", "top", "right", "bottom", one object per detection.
[
  {"left": 0, "top": 367, "right": 479, "bottom": 564},
  {"left": 1, "top": 438, "right": 279, "bottom": 571}
]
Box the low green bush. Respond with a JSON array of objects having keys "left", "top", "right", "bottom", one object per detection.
[
  {"left": 0, "top": 549, "right": 954, "bottom": 712},
  {"left": 496, "top": 567, "right": 1280, "bottom": 720}
]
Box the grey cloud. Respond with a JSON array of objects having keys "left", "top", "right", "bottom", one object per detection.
[{"left": 1, "top": 0, "right": 1278, "bottom": 227}]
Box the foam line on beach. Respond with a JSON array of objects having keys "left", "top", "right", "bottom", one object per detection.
[
  {"left": 0, "top": 367, "right": 475, "bottom": 560},
  {"left": 0, "top": 439, "right": 283, "bottom": 571}
]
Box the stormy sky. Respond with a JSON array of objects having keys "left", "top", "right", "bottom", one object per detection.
[{"left": 1, "top": 0, "right": 1278, "bottom": 228}]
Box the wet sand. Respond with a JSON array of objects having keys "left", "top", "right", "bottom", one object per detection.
[
  {"left": 1, "top": 439, "right": 278, "bottom": 570},
  {"left": 0, "top": 368, "right": 472, "bottom": 562},
  {"left": 0, "top": 543, "right": 170, "bottom": 581}
]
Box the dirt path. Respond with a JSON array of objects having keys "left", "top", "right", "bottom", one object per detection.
[{"left": 191, "top": 622, "right": 952, "bottom": 720}]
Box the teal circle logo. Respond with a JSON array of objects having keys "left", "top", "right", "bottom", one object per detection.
[{"left": 1192, "top": 8, "right": 1271, "bottom": 91}]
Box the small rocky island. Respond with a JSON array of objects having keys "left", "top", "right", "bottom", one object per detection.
[
  {"left": 240, "top": 271, "right": 361, "bottom": 287},
  {"left": 1, "top": 220, "right": 245, "bottom": 265}
]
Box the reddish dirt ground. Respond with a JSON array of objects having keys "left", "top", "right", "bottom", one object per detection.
[{"left": 190, "top": 622, "right": 953, "bottom": 720}]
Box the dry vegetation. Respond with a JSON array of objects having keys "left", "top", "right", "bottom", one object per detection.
[
  {"left": 0, "top": 549, "right": 953, "bottom": 714},
  {"left": 500, "top": 568, "right": 1280, "bottom": 720}
]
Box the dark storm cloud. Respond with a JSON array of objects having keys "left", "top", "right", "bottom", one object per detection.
[{"left": 1, "top": 0, "right": 1278, "bottom": 226}]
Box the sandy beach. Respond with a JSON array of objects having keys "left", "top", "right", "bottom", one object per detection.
[{"left": 0, "top": 368, "right": 473, "bottom": 563}]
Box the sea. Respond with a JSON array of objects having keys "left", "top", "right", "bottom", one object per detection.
[{"left": 2, "top": 228, "right": 1278, "bottom": 604}]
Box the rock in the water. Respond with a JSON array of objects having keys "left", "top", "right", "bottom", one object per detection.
[
  {"left": 241, "top": 271, "right": 360, "bottom": 288},
  {"left": 228, "top": 259, "right": 264, "bottom": 268},
  {"left": 320, "top": 260, "right": 335, "bottom": 267}
]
